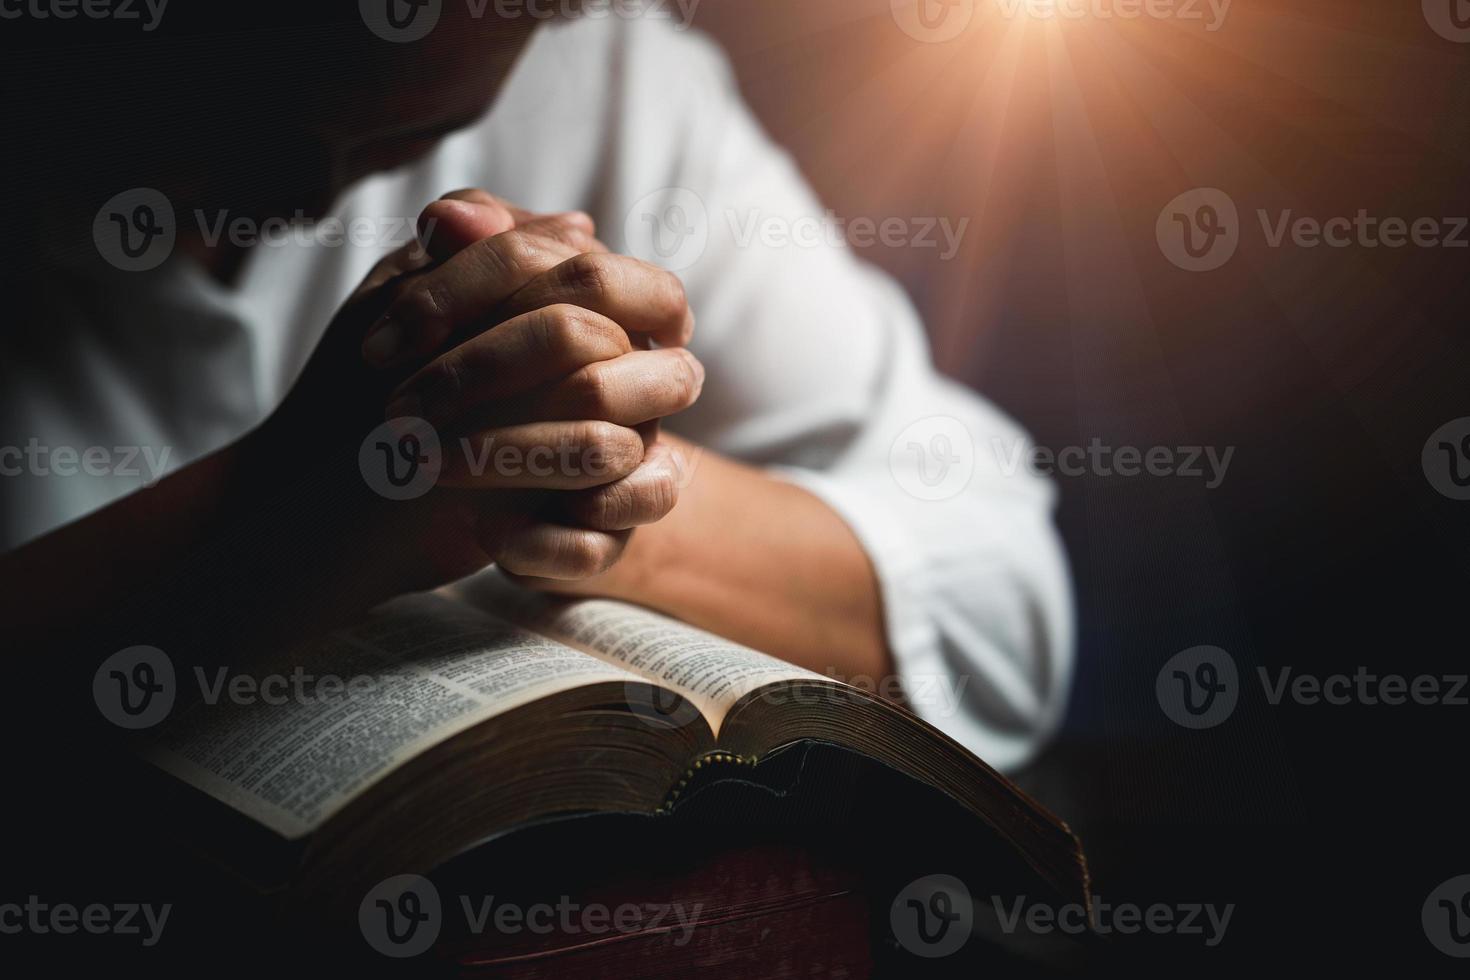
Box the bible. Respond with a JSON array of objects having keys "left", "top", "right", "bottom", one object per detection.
[{"left": 137, "top": 572, "right": 1091, "bottom": 936}]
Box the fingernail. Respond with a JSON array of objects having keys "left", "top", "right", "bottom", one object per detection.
[
  {"left": 362, "top": 317, "right": 403, "bottom": 367},
  {"left": 683, "top": 350, "right": 705, "bottom": 390}
]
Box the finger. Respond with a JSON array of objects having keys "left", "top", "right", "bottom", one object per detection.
[
  {"left": 499, "top": 252, "right": 696, "bottom": 348},
  {"left": 361, "top": 221, "right": 600, "bottom": 369},
  {"left": 419, "top": 196, "right": 600, "bottom": 263},
  {"left": 417, "top": 197, "right": 517, "bottom": 262},
  {"left": 439, "top": 420, "right": 645, "bottom": 490},
  {"left": 488, "top": 348, "right": 705, "bottom": 429},
  {"left": 348, "top": 240, "right": 437, "bottom": 305},
  {"left": 560, "top": 442, "right": 683, "bottom": 531},
  {"left": 385, "top": 304, "right": 634, "bottom": 426},
  {"left": 436, "top": 188, "right": 594, "bottom": 233},
  {"left": 492, "top": 524, "right": 631, "bottom": 581}
]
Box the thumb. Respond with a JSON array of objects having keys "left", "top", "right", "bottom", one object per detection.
[{"left": 417, "top": 188, "right": 595, "bottom": 261}]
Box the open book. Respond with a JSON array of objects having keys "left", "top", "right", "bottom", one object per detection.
[{"left": 141, "top": 573, "right": 1089, "bottom": 921}]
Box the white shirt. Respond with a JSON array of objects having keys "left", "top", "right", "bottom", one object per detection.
[{"left": 4, "top": 18, "right": 1072, "bottom": 770}]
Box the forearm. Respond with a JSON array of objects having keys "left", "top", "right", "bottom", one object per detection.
[
  {"left": 546, "top": 435, "right": 893, "bottom": 680},
  {"left": 5, "top": 429, "right": 405, "bottom": 680}
]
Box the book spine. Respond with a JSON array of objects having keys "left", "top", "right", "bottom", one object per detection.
[{"left": 657, "top": 752, "right": 758, "bottom": 814}]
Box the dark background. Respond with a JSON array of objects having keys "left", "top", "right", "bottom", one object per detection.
[{"left": 692, "top": 0, "right": 1468, "bottom": 969}]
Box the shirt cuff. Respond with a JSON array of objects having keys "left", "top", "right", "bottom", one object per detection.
[{"left": 768, "top": 467, "right": 1046, "bottom": 771}]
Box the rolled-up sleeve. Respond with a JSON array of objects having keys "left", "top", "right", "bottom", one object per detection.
[{"left": 598, "top": 21, "right": 1074, "bottom": 769}]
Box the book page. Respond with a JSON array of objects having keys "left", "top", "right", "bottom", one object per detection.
[
  {"left": 142, "top": 592, "right": 638, "bottom": 840},
  {"left": 455, "top": 574, "right": 826, "bottom": 735}
]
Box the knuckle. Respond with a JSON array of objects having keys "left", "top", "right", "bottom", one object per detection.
[
  {"left": 564, "top": 229, "right": 599, "bottom": 253},
  {"left": 560, "top": 252, "right": 616, "bottom": 300},
  {"left": 395, "top": 280, "right": 453, "bottom": 329},
  {"left": 480, "top": 230, "right": 547, "bottom": 279},
  {"left": 567, "top": 364, "right": 615, "bottom": 417},
  {"left": 645, "top": 467, "right": 680, "bottom": 517},
  {"left": 589, "top": 483, "right": 633, "bottom": 529},
  {"left": 539, "top": 304, "right": 594, "bottom": 354},
  {"left": 423, "top": 351, "right": 468, "bottom": 407},
  {"left": 578, "top": 421, "right": 642, "bottom": 478},
  {"left": 560, "top": 533, "right": 614, "bottom": 579}
]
